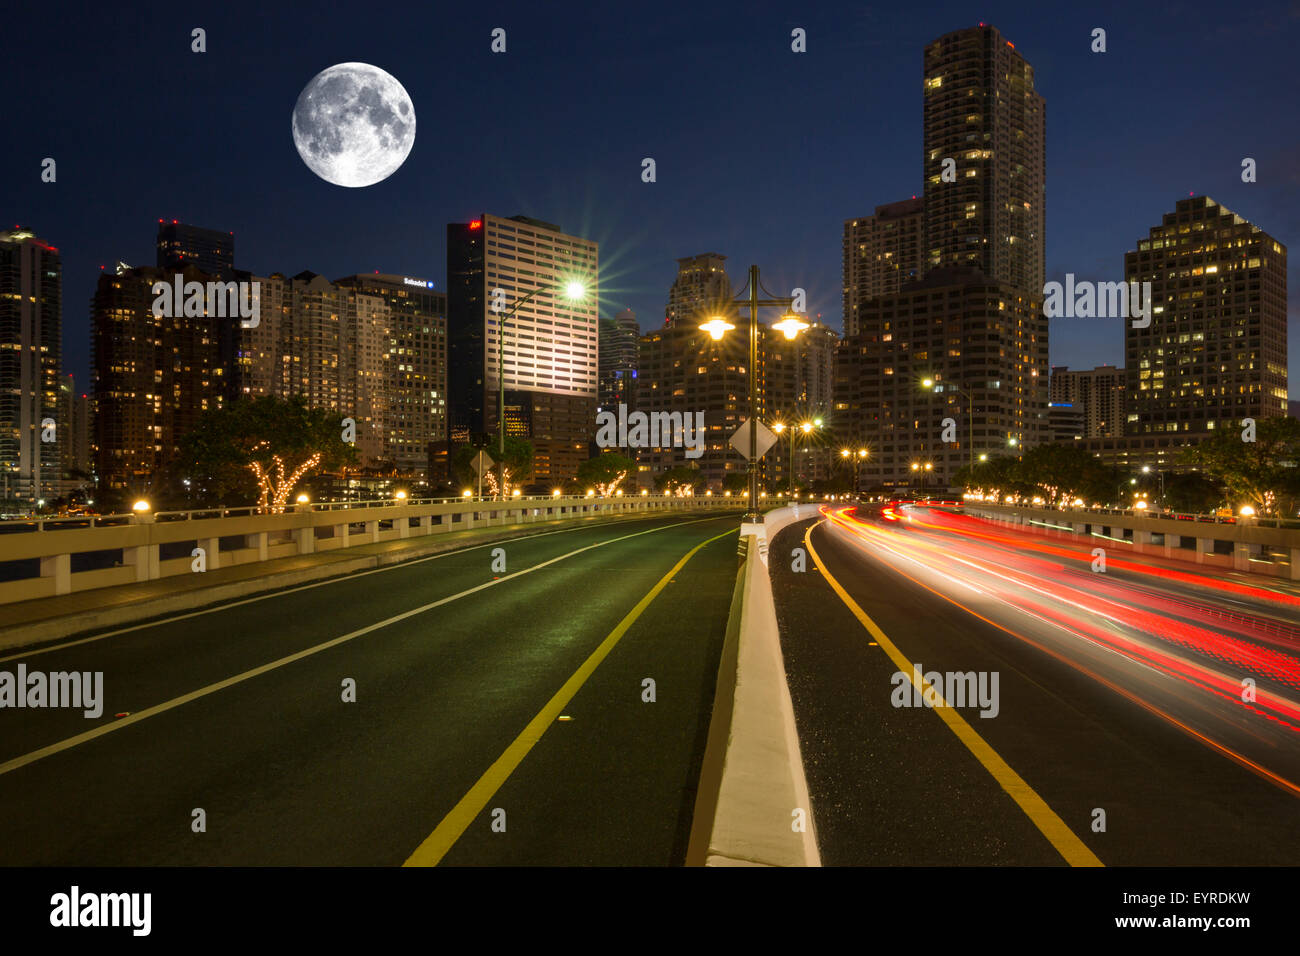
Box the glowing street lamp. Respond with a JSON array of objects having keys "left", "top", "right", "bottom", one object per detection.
[
  {"left": 698, "top": 265, "right": 810, "bottom": 526},
  {"left": 700, "top": 317, "right": 735, "bottom": 341},
  {"left": 132, "top": 499, "right": 151, "bottom": 513},
  {"left": 772, "top": 311, "right": 810, "bottom": 340},
  {"left": 1239, "top": 505, "right": 1256, "bottom": 517}
]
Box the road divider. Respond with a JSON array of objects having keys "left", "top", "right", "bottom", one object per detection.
[{"left": 688, "top": 506, "right": 821, "bottom": 867}]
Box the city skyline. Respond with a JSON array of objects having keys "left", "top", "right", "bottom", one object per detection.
[{"left": 3, "top": 1, "right": 1298, "bottom": 392}]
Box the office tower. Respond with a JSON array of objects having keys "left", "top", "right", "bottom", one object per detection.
[
  {"left": 835, "top": 267, "right": 1046, "bottom": 491},
  {"left": 1049, "top": 365, "right": 1125, "bottom": 438},
  {"left": 843, "top": 198, "right": 923, "bottom": 336},
  {"left": 91, "top": 265, "right": 227, "bottom": 493},
  {"left": 156, "top": 220, "right": 235, "bottom": 275},
  {"left": 922, "top": 24, "right": 1045, "bottom": 296},
  {"left": 1124, "top": 196, "right": 1287, "bottom": 435},
  {"left": 0, "top": 228, "right": 64, "bottom": 506},
  {"left": 598, "top": 308, "right": 640, "bottom": 414},
  {"left": 446, "top": 214, "right": 599, "bottom": 483},
  {"left": 336, "top": 273, "right": 448, "bottom": 474}
]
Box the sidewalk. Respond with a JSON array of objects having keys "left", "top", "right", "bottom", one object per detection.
[{"left": 0, "top": 510, "right": 689, "bottom": 652}]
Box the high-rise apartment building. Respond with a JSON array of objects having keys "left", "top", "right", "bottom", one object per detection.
[
  {"left": 1049, "top": 365, "right": 1125, "bottom": 438},
  {"left": 766, "top": 322, "right": 838, "bottom": 488},
  {"left": 156, "top": 220, "right": 234, "bottom": 275},
  {"left": 232, "top": 271, "right": 391, "bottom": 463},
  {"left": 843, "top": 197, "right": 923, "bottom": 336},
  {"left": 0, "top": 228, "right": 64, "bottom": 506},
  {"left": 836, "top": 25, "right": 1048, "bottom": 491},
  {"left": 1124, "top": 196, "right": 1287, "bottom": 435},
  {"left": 836, "top": 267, "right": 1047, "bottom": 491},
  {"left": 91, "top": 265, "right": 227, "bottom": 494},
  {"left": 922, "top": 24, "right": 1045, "bottom": 296},
  {"left": 446, "top": 214, "right": 599, "bottom": 483},
  {"left": 335, "top": 273, "right": 448, "bottom": 473},
  {"left": 664, "top": 253, "right": 733, "bottom": 328}
]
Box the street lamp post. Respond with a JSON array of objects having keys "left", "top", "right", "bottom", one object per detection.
[
  {"left": 495, "top": 278, "right": 587, "bottom": 499},
  {"left": 701, "top": 265, "right": 809, "bottom": 526}
]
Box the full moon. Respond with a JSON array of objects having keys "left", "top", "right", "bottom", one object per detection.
[{"left": 291, "top": 63, "right": 415, "bottom": 188}]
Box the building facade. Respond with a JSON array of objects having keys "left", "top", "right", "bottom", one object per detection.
[
  {"left": 1124, "top": 195, "right": 1287, "bottom": 436},
  {"left": 155, "top": 220, "right": 234, "bottom": 275},
  {"left": 446, "top": 213, "right": 599, "bottom": 484},
  {"left": 0, "top": 228, "right": 64, "bottom": 507},
  {"left": 91, "top": 265, "right": 227, "bottom": 495},
  {"left": 922, "top": 23, "right": 1046, "bottom": 297},
  {"left": 1049, "top": 365, "right": 1125, "bottom": 438},
  {"left": 842, "top": 197, "right": 923, "bottom": 337}
]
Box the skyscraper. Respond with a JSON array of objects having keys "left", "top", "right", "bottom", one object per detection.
[
  {"left": 335, "top": 273, "right": 448, "bottom": 473},
  {"left": 598, "top": 308, "right": 639, "bottom": 416},
  {"left": 1124, "top": 196, "right": 1287, "bottom": 435},
  {"left": 0, "top": 228, "right": 64, "bottom": 507},
  {"left": 842, "top": 197, "right": 923, "bottom": 336},
  {"left": 156, "top": 220, "right": 235, "bottom": 275},
  {"left": 922, "top": 24, "right": 1045, "bottom": 296},
  {"left": 446, "top": 214, "right": 599, "bottom": 483},
  {"left": 92, "top": 265, "right": 227, "bottom": 495},
  {"left": 837, "top": 267, "right": 1045, "bottom": 491},
  {"left": 835, "top": 24, "right": 1049, "bottom": 491},
  {"left": 232, "top": 271, "right": 392, "bottom": 463}
]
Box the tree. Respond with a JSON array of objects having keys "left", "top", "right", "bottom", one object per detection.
[
  {"left": 176, "top": 395, "right": 357, "bottom": 512},
  {"left": 452, "top": 436, "right": 533, "bottom": 498},
  {"left": 654, "top": 465, "right": 705, "bottom": 496},
  {"left": 576, "top": 452, "right": 634, "bottom": 496},
  {"left": 722, "top": 472, "right": 750, "bottom": 494},
  {"left": 1180, "top": 417, "right": 1300, "bottom": 516},
  {"left": 1162, "top": 472, "right": 1224, "bottom": 515}
]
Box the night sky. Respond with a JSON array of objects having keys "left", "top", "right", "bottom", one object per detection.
[{"left": 4, "top": 0, "right": 1298, "bottom": 392}]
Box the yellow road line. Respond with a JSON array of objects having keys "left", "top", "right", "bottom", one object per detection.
[
  {"left": 404, "top": 526, "right": 737, "bottom": 866},
  {"left": 805, "top": 522, "right": 1104, "bottom": 868}
]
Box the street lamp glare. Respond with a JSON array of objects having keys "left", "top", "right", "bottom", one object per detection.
[
  {"left": 922, "top": 378, "right": 934, "bottom": 388},
  {"left": 700, "top": 317, "right": 735, "bottom": 340},
  {"left": 1239, "top": 505, "right": 1256, "bottom": 517},
  {"left": 563, "top": 280, "right": 586, "bottom": 301},
  {"left": 772, "top": 422, "right": 786, "bottom": 434},
  {"left": 772, "top": 313, "right": 810, "bottom": 340},
  {"left": 841, "top": 449, "right": 850, "bottom": 458},
  {"left": 132, "top": 499, "right": 150, "bottom": 513},
  {"left": 813, "top": 418, "right": 823, "bottom": 427},
  {"left": 801, "top": 422, "right": 813, "bottom": 433}
]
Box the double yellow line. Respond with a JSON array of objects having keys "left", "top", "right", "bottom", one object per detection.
[{"left": 806, "top": 522, "right": 1103, "bottom": 868}]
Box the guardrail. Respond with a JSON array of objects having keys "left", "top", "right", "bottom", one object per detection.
[
  {"left": 961, "top": 502, "right": 1300, "bottom": 581},
  {"left": 0, "top": 494, "right": 735, "bottom": 606}
]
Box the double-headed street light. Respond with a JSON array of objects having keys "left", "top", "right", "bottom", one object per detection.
[
  {"left": 495, "top": 277, "right": 588, "bottom": 498},
  {"left": 700, "top": 265, "right": 810, "bottom": 526},
  {"left": 840, "top": 446, "right": 869, "bottom": 493}
]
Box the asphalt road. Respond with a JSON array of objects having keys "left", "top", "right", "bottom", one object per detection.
[
  {"left": 771, "top": 504, "right": 1300, "bottom": 866},
  {"left": 0, "top": 510, "right": 742, "bottom": 865}
]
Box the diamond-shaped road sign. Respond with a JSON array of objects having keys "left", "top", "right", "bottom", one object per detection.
[
  {"left": 471, "top": 449, "right": 495, "bottom": 474},
  {"left": 729, "top": 419, "right": 779, "bottom": 460}
]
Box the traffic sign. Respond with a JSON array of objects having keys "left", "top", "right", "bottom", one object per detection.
[
  {"left": 471, "top": 450, "right": 495, "bottom": 474},
  {"left": 729, "top": 419, "right": 779, "bottom": 460}
]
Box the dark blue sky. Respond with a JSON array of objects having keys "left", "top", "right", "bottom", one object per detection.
[{"left": 4, "top": 0, "right": 1298, "bottom": 390}]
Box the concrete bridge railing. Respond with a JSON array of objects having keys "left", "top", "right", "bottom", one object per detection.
[
  {"left": 961, "top": 502, "right": 1300, "bottom": 581},
  {"left": 0, "top": 495, "right": 734, "bottom": 606}
]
